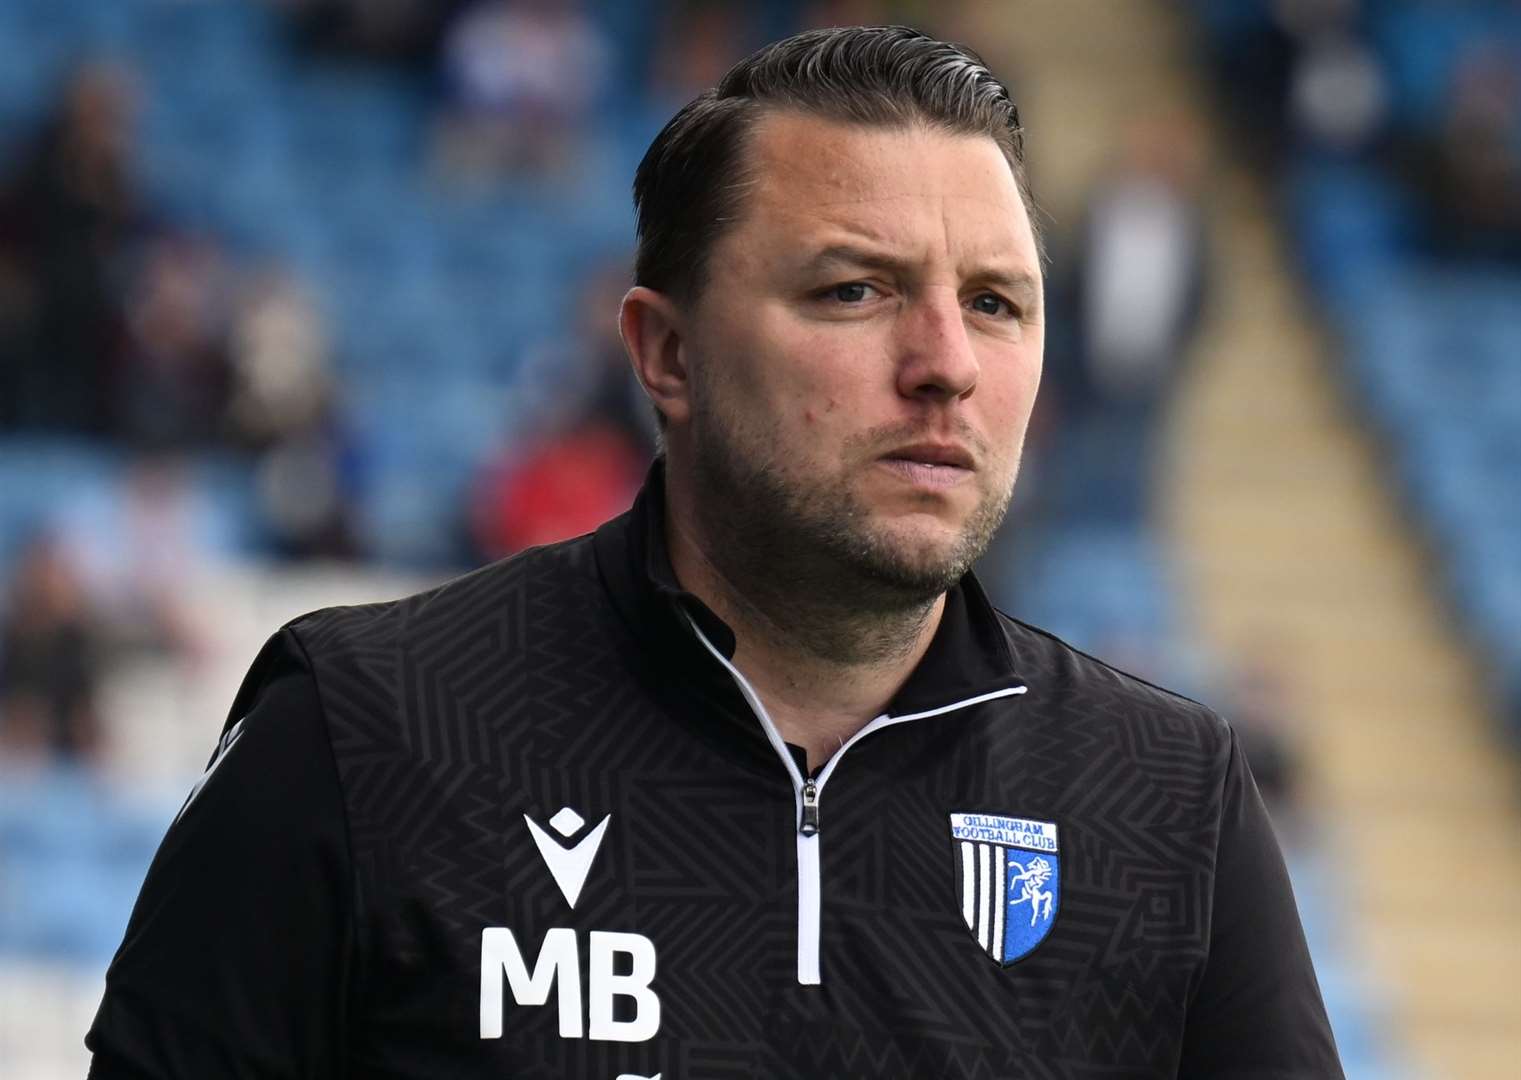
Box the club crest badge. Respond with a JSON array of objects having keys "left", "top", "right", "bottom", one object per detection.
[{"left": 949, "top": 812, "right": 1059, "bottom": 965}]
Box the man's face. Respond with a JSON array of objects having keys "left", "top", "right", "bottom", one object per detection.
[{"left": 680, "top": 111, "right": 1044, "bottom": 604}]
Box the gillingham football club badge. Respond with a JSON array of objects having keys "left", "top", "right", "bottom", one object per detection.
[{"left": 949, "top": 812, "right": 1060, "bottom": 965}]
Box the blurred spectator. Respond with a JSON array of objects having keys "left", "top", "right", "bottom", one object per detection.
[
  {"left": 470, "top": 260, "right": 651, "bottom": 559},
  {"left": 1075, "top": 113, "right": 1209, "bottom": 404},
  {"left": 226, "top": 265, "right": 331, "bottom": 450},
  {"left": 228, "top": 265, "right": 362, "bottom": 560},
  {"left": 113, "top": 234, "right": 235, "bottom": 452},
  {"left": 471, "top": 424, "right": 646, "bottom": 556},
  {"left": 803, "top": 0, "right": 893, "bottom": 30},
  {"left": 498, "top": 257, "right": 656, "bottom": 457},
  {"left": 1406, "top": 43, "right": 1521, "bottom": 263},
  {"left": 1226, "top": 654, "right": 1306, "bottom": 842},
  {"left": 253, "top": 422, "right": 361, "bottom": 562},
  {"left": 1201, "top": 0, "right": 1364, "bottom": 167},
  {"left": 265, "top": 0, "right": 467, "bottom": 66},
  {"left": 1198, "top": 6, "right": 1295, "bottom": 164},
  {"left": 57, "top": 458, "right": 220, "bottom": 663},
  {"left": 1288, "top": 31, "right": 1388, "bottom": 155},
  {"left": 558, "top": 260, "right": 658, "bottom": 460},
  {"left": 0, "top": 536, "right": 106, "bottom": 765},
  {"left": 0, "top": 61, "right": 150, "bottom": 435},
  {"left": 647, "top": 2, "right": 749, "bottom": 106},
  {"left": 433, "top": 0, "right": 611, "bottom": 182},
  {"left": 1055, "top": 111, "right": 1209, "bottom": 526}
]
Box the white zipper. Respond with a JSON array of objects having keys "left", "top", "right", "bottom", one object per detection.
[{"left": 682, "top": 611, "right": 1027, "bottom": 985}]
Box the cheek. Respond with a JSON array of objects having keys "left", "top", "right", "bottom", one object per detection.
[
  {"left": 805, "top": 397, "right": 842, "bottom": 422},
  {"left": 978, "top": 348, "right": 1044, "bottom": 442},
  {"left": 754, "top": 322, "right": 868, "bottom": 425}
]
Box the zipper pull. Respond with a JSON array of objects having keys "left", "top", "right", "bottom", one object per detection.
[{"left": 800, "top": 778, "right": 819, "bottom": 836}]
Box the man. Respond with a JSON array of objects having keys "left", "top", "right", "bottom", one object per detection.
[{"left": 87, "top": 26, "right": 1343, "bottom": 1079}]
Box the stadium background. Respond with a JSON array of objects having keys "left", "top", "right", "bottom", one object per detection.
[{"left": 1, "top": 0, "right": 1518, "bottom": 1076}]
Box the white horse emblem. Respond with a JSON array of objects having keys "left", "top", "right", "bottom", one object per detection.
[{"left": 1007, "top": 856, "right": 1055, "bottom": 926}]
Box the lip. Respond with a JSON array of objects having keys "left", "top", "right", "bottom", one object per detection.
[
  {"left": 879, "top": 442, "right": 976, "bottom": 470},
  {"left": 876, "top": 443, "right": 976, "bottom": 490},
  {"left": 876, "top": 458, "right": 973, "bottom": 489}
]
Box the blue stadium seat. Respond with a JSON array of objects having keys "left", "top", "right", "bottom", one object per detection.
[
  {"left": 1285, "top": 162, "right": 1409, "bottom": 299},
  {"left": 0, "top": 440, "right": 121, "bottom": 564},
  {"left": 1009, "top": 525, "right": 1178, "bottom": 660},
  {"left": 0, "top": 763, "right": 170, "bottom": 965}
]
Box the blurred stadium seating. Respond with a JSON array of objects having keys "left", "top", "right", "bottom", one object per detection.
[
  {"left": 1192, "top": 0, "right": 1521, "bottom": 741},
  {"left": 0, "top": 0, "right": 649, "bottom": 568}
]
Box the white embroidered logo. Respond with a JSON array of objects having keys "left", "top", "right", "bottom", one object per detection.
[
  {"left": 524, "top": 806, "right": 611, "bottom": 909},
  {"left": 1007, "top": 855, "right": 1055, "bottom": 926}
]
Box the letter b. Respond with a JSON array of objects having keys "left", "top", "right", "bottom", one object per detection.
[{"left": 588, "top": 931, "right": 660, "bottom": 1042}]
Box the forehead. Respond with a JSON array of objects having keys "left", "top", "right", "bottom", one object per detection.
[{"left": 726, "top": 110, "right": 1038, "bottom": 271}]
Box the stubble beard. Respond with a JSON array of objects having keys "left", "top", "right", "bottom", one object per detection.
[{"left": 688, "top": 392, "right": 1017, "bottom": 663}]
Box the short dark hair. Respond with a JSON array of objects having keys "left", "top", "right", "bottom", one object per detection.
[{"left": 632, "top": 25, "right": 1039, "bottom": 304}]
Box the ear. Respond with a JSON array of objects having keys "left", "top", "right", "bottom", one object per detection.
[{"left": 620, "top": 286, "right": 692, "bottom": 427}]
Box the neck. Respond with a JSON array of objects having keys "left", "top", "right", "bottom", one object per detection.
[{"left": 665, "top": 490, "right": 945, "bottom": 771}]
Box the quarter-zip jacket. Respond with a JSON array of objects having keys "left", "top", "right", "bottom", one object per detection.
[{"left": 88, "top": 465, "right": 1343, "bottom": 1079}]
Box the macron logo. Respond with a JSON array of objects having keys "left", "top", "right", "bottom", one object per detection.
[{"left": 524, "top": 807, "right": 611, "bottom": 909}]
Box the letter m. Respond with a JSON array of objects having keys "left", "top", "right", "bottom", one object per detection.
[{"left": 480, "top": 927, "right": 582, "bottom": 1039}]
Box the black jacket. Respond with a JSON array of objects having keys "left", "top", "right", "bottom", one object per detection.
[{"left": 88, "top": 468, "right": 1342, "bottom": 1078}]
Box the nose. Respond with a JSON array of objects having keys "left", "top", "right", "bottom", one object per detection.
[{"left": 893, "top": 289, "right": 979, "bottom": 403}]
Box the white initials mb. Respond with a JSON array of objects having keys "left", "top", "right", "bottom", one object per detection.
[{"left": 479, "top": 928, "right": 660, "bottom": 1042}]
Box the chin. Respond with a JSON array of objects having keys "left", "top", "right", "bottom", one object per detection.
[
  {"left": 850, "top": 520, "right": 979, "bottom": 594},
  {"left": 873, "top": 514, "right": 968, "bottom": 556}
]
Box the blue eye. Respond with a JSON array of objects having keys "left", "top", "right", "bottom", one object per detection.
[
  {"left": 831, "top": 282, "right": 871, "bottom": 303},
  {"left": 970, "top": 293, "right": 1011, "bottom": 317}
]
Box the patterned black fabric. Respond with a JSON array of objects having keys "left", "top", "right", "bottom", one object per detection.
[{"left": 88, "top": 468, "right": 1342, "bottom": 1079}]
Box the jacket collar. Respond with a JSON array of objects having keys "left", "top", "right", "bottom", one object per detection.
[{"left": 593, "top": 459, "right": 1023, "bottom": 719}]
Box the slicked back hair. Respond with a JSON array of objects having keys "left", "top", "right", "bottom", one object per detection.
[{"left": 632, "top": 25, "right": 1040, "bottom": 306}]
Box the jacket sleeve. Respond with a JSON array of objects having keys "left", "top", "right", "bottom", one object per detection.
[
  {"left": 1177, "top": 725, "right": 1344, "bottom": 1078},
  {"left": 85, "top": 629, "right": 354, "bottom": 1079}
]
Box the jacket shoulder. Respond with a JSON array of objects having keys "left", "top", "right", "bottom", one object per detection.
[
  {"left": 996, "top": 609, "right": 1230, "bottom": 752},
  {"left": 269, "top": 536, "right": 613, "bottom": 887},
  {"left": 286, "top": 534, "right": 602, "bottom": 657}
]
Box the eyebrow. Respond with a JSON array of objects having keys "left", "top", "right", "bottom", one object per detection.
[{"left": 803, "top": 243, "right": 1041, "bottom": 303}]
